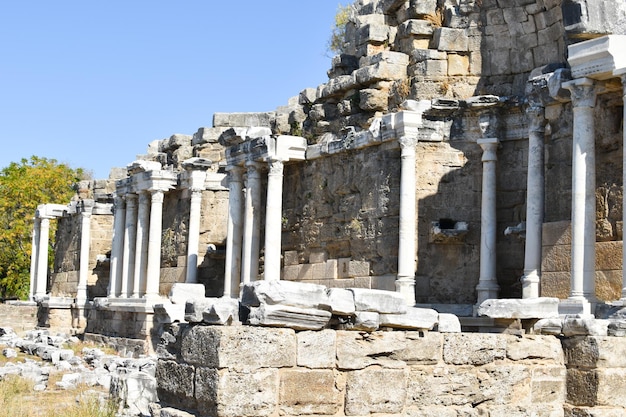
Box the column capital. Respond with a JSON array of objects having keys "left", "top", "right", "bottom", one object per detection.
[
  {"left": 478, "top": 138, "right": 499, "bottom": 162},
  {"left": 245, "top": 160, "right": 265, "bottom": 177},
  {"left": 398, "top": 136, "right": 418, "bottom": 157},
  {"left": 266, "top": 158, "right": 285, "bottom": 176},
  {"left": 563, "top": 77, "right": 597, "bottom": 108},
  {"left": 477, "top": 111, "right": 501, "bottom": 139},
  {"left": 525, "top": 104, "right": 546, "bottom": 134}
]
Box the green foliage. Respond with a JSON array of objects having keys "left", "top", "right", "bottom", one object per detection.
[
  {"left": 0, "top": 156, "right": 83, "bottom": 299},
  {"left": 328, "top": 3, "right": 351, "bottom": 55}
]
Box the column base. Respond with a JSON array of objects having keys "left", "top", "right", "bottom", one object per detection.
[
  {"left": 521, "top": 272, "right": 540, "bottom": 299},
  {"left": 395, "top": 276, "right": 416, "bottom": 306},
  {"left": 476, "top": 281, "right": 500, "bottom": 306},
  {"left": 559, "top": 297, "right": 593, "bottom": 316}
]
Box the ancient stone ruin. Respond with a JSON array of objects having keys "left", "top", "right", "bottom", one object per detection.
[{"left": 7, "top": 0, "right": 626, "bottom": 415}]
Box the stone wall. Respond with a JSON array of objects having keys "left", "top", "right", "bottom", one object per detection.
[
  {"left": 0, "top": 303, "right": 38, "bottom": 335},
  {"left": 154, "top": 324, "right": 626, "bottom": 417}
]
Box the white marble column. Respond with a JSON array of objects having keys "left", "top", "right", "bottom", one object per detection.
[
  {"left": 35, "top": 216, "right": 51, "bottom": 299},
  {"left": 224, "top": 166, "right": 245, "bottom": 297},
  {"left": 185, "top": 183, "right": 204, "bottom": 284},
  {"left": 241, "top": 161, "right": 264, "bottom": 285},
  {"left": 396, "top": 135, "right": 418, "bottom": 306},
  {"left": 76, "top": 200, "right": 94, "bottom": 304},
  {"left": 108, "top": 195, "right": 126, "bottom": 298},
  {"left": 29, "top": 217, "right": 41, "bottom": 301},
  {"left": 563, "top": 78, "right": 597, "bottom": 312},
  {"left": 616, "top": 70, "right": 626, "bottom": 301},
  {"left": 522, "top": 104, "right": 546, "bottom": 298},
  {"left": 145, "top": 189, "right": 165, "bottom": 299},
  {"left": 476, "top": 138, "right": 501, "bottom": 304},
  {"left": 132, "top": 191, "right": 150, "bottom": 297},
  {"left": 264, "top": 158, "right": 285, "bottom": 281},
  {"left": 120, "top": 194, "right": 138, "bottom": 298}
]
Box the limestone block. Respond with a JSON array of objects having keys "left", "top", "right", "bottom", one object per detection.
[
  {"left": 407, "top": 365, "right": 481, "bottom": 407},
  {"left": 350, "top": 288, "right": 407, "bottom": 314},
  {"left": 320, "top": 74, "right": 358, "bottom": 98},
  {"left": 562, "top": 317, "right": 609, "bottom": 337},
  {"left": 475, "top": 364, "right": 532, "bottom": 406},
  {"left": 408, "top": 0, "right": 438, "bottom": 16},
  {"left": 309, "top": 249, "right": 328, "bottom": 264},
  {"left": 563, "top": 336, "right": 626, "bottom": 369},
  {"left": 360, "top": 88, "right": 389, "bottom": 111},
  {"left": 506, "top": 335, "right": 564, "bottom": 362},
  {"left": 345, "top": 367, "right": 408, "bottom": 415},
  {"left": 296, "top": 330, "right": 336, "bottom": 368},
  {"left": 351, "top": 311, "right": 380, "bottom": 331},
  {"left": 392, "top": 331, "right": 442, "bottom": 365},
  {"left": 153, "top": 303, "right": 186, "bottom": 325},
  {"left": 325, "top": 259, "right": 338, "bottom": 279},
  {"left": 279, "top": 369, "right": 342, "bottom": 415},
  {"left": 443, "top": 333, "right": 506, "bottom": 365},
  {"left": 348, "top": 260, "right": 370, "bottom": 278},
  {"left": 337, "top": 258, "right": 351, "bottom": 279},
  {"left": 533, "top": 318, "right": 564, "bottom": 335},
  {"left": 169, "top": 283, "right": 207, "bottom": 305},
  {"left": 409, "top": 59, "right": 448, "bottom": 78},
  {"left": 411, "top": 48, "right": 447, "bottom": 62},
  {"left": 215, "top": 368, "right": 278, "bottom": 417},
  {"left": 447, "top": 53, "right": 469, "bottom": 76},
  {"left": 212, "top": 112, "right": 274, "bottom": 128},
  {"left": 542, "top": 244, "right": 571, "bottom": 272},
  {"left": 355, "top": 62, "right": 408, "bottom": 85},
  {"left": 336, "top": 331, "right": 409, "bottom": 370},
  {"left": 180, "top": 326, "right": 296, "bottom": 371},
  {"left": 398, "top": 19, "right": 434, "bottom": 38},
  {"left": 566, "top": 368, "right": 598, "bottom": 406},
  {"left": 282, "top": 251, "right": 298, "bottom": 267},
  {"left": 430, "top": 27, "right": 469, "bottom": 51},
  {"left": 248, "top": 304, "right": 332, "bottom": 331},
  {"left": 159, "top": 408, "right": 197, "bottom": 417},
  {"left": 357, "top": 23, "right": 390, "bottom": 45},
  {"left": 380, "top": 307, "right": 439, "bottom": 330},
  {"left": 596, "top": 368, "right": 626, "bottom": 407},
  {"left": 477, "top": 297, "right": 560, "bottom": 319},
  {"left": 184, "top": 298, "right": 218, "bottom": 323},
  {"left": 542, "top": 221, "right": 572, "bottom": 246},
  {"left": 437, "top": 313, "right": 461, "bottom": 333},
  {"left": 193, "top": 367, "right": 217, "bottom": 413},
  {"left": 360, "top": 51, "right": 410, "bottom": 67},
  {"left": 531, "top": 365, "right": 566, "bottom": 405},
  {"left": 241, "top": 280, "right": 330, "bottom": 310},
  {"left": 323, "top": 288, "right": 356, "bottom": 315},
  {"left": 540, "top": 272, "right": 570, "bottom": 299},
  {"left": 596, "top": 241, "right": 622, "bottom": 270},
  {"left": 155, "top": 360, "right": 196, "bottom": 410},
  {"left": 201, "top": 297, "right": 239, "bottom": 325}
]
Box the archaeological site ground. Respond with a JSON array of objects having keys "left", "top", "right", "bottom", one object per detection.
[{"left": 3, "top": 0, "right": 626, "bottom": 416}]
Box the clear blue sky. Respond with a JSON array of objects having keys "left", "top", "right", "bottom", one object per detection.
[{"left": 0, "top": 1, "right": 346, "bottom": 179}]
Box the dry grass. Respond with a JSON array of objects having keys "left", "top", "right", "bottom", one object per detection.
[{"left": 0, "top": 375, "right": 118, "bottom": 417}]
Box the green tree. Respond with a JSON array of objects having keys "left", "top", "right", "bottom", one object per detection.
[
  {"left": 328, "top": 3, "right": 351, "bottom": 55},
  {"left": 0, "top": 156, "right": 83, "bottom": 300}
]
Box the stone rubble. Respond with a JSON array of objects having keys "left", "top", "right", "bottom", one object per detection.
[{"left": 0, "top": 326, "right": 158, "bottom": 417}]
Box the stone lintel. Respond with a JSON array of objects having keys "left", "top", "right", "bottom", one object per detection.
[
  {"left": 179, "top": 169, "right": 208, "bottom": 191},
  {"left": 36, "top": 203, "right": 69, "bottom": 219},
  {"left": 568, "top": 35, "right": 626, "bottom": 80},
  {"left": 134, "top": 170, "right": 178, "bottom": 192}
]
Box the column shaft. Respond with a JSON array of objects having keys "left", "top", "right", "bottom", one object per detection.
[
  {"left": 522, "top": 106, "right": 546, "bottom": 298},
  {"left": 241, "top": 162, "right": 263, "bottom": 285},
  {"left": 145, "top": 190, "right": 165, "bottom": 298},
  {"left": 185, "top": 188, "right": 203, "bottom": 284},
  {"left": 264, "top": 159, "right": 285, "bottom": 281},
  {"left": 133, "top": 191, "right": 150, "bottom": 297},
  {"left": 120, "top": 194, "right": 138, "bottom": 298},
  {"left": 619, "top": 73, "right": 626, "bottom": 300},
  {"left": 35, "top": 217, "right": 50, "bottom": 298},
  {"left": 29, "top": 218, "right": 41, "bottom": 301},
  {"left": 565, "top": 78, "right": 597, "bottom": 305},
  {"left": 76, "top": 207, "right": 92, "bottom": 304},
  {"left": 224, "top": 166, "right": 245, "bottom": 297},
  {"left": 108, "top": 196, "right": 126, "bottom": 297},
  {"left": 396, "top": 136, "right": 417, "bottom": 305},
  {"left": 476, "top": 138, "right": 500, "bottom": 304}
]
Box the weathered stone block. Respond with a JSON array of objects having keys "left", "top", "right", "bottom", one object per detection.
[
  {"left": 360, "top": 88, "right": 389, "bottom": 111},
  {"left": 156, "top": 360, "right": 196, "bottom": 410},
  {"left": 398, "top": 19, "right": 434, "bottom": 38},
  {"left": 477, "top": 297, "right": 560, "bottom": 319},
  {"left": 181, "top": 326, "right": 296, "bottom": 371},
  {"left": 447, "top": 53, "right": 469, "bottom": 76},
  {"left": 563, "top": 336, "right": 626, "bottom": 368},
  {"left": 323, "top": 288, "right": 356, "bottom": 315},
  {"left": 430, "top": 27, "right": 469, "bottom": 51},
  {"left": 443, "top": 333, "right": 506, "bottom": 365},
  {"left": 567, "top": 368, "right": 598, "bottom": 406},
  {"left": 194, "top": 366, "right": 218, "bottom": 414},
  {"left": 345, "top": 367, "right": 408, "bottom": 415},
  {"left": 283, "top": 251, "right": 299, "bottom": 266},
  {"left": 248, "top": 304, "right": 332, "bottom": 331},
  {"left": 543, "top": 221, "right": 572, "bottom": 246},
  {"left": 296, "top": 329, "right": 336, "bottom": 369},
  {"left": 407, "top": 365, "right": 481, "bottom": 407},
  {"left": 336, "top": 331, "right": 408, "bottom": 370},
  {"left": 531, "top": 365, "right": 566, "bottom": 404},
  {"left": 216, "top": 369, "right": 278, "bottom": 417},
  {"left": 380, "top": 307, "right": 439, "bottom": 330},
  {"left": 241, "top": 280, "right": 329, "bottom": 309},
  {"left": 350, "top": 288, "right": 406, "bottom": 314},
  {"left": 279, "top": 369, "right": 342, "bottom": 415},
  {"left": 506, "top": 334, "right": 564, "bottom": 362},
  {"left": 355, "top": 62, "right": 408, "bottom": 85}
]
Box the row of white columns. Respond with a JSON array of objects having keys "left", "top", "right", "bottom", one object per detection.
[{"left": 223, "top": 158, "right": 286, "bottom": 297}]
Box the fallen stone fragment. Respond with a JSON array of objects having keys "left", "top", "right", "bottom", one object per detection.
[
  {"left": 562, "top": 315, "right": 609, "bottom": 336},
  {"left": 380, "top": 307, "right": 439, "bottom": 330},
  {"left": 349, "top": 288, "right": 407, "bottom": 314},
  {"left": 533, "top": 318, "right": 563, "bottom": 335},
  {"left": 437, "top": 313, "right": 461, "bottom": 333},
  {"left": 477, "top": 297, "right": 560, "bottom": 319},
  {"left": 247, "top": 304, "right": 332, "bottom": 330},
  {"left": 242, "top": 280, "right": 330, "bottom": 310},
  {"left": 323, "top": 288, "right": 356, "bottom": 315},
  {"left": 202, "top": 297, "right": 240, "bottom": 325}
]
